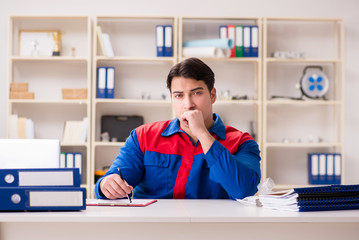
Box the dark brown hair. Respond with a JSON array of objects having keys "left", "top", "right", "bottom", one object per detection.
[{"left": 166, "top": 57, "right": 215, "bottom": 92}]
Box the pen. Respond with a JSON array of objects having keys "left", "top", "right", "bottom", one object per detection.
[{"left": 117, "top": 168, "right": 132, "bottom": 203}]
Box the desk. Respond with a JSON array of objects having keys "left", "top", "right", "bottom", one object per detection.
[{"left": 1, "top": 199, "right": 359, "bottom": 240}]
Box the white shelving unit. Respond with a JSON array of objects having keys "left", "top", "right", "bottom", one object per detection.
[
  {"left": 91, "top": 16, "right": 178, "bottom": 196},
  {"left": 7, "top": 16, "right": 92, "bottom": 194},
  {"left": 262, "top": 17, "right": 345, "bottom": 189},
  {"left": 178, "top": 17, "right": 262, "bottom": 147}
]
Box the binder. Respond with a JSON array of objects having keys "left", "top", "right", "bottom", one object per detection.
[
  {"left": 0, "top": 168, "right": 81, "bottom": 187},
  {"left": 60, "top": 152, "right": 66, "bottom": 168},
  {"left": 219, "top": 25, "right": 227, "bottom": 39},
  {"left": 240, "top": 184, "right": 359, "bottom": 212},
  {"left": 243, "top": 26, "right": 251, "bottom": 57},
  {"left": 106, "top": 67, "right": 115, "bottom": 99},
  {"left": 156, "top": 25, "right": 164, "bottom": 57},
  {"left": 308, "top": 153, "right": 319, "bottom": 184},
  {"left": 66, "top": 152, "right": 74, "bottom": 168},
  {"left": 319, "top": 153, "right": 326, "bottom": 183},
  {"left": 227, "top": 25, "right": 236, "bottom": 58},
  {"left": 164, "top": 25, "right": 173, "bottom": 57},
  {"left": 334, "top": 153, "right": 341, "bottom": 184},
  {"left": 97, "top": 66, "right": 107, "bottom": 98},
  {"left": 96, "top": 25, "right": 106, "bottom": 56},
  {"left": 74, "top": 152, "right": 82, "bottom": 175},
  {"left": 0, "top": 186, "right": 86, "bottom": 211},
  {"left": 326, "top": 154, "right": 334, "bottom": 184},
  {"left": 235, "top": 25, "right": 244, "bottom": 57},
  {"left": 250, "top": 25, "right": 259, "bottom": 57},
  {"left": 102, "top": 33, "right": 115, "bottom": 57}
]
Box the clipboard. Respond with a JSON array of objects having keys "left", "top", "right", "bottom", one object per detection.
[{"left": 86, "top": 199, "right": 157, "bottom": 207}]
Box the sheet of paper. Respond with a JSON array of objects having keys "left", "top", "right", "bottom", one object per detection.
[{"left": 86, "top": 199, "right": 157, "bottom": 207}]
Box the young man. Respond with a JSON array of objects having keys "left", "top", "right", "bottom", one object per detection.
[{"left": 95, "top": 57, "right": 261, "bottom": 200}]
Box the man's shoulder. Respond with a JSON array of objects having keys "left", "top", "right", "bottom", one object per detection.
[
  {"left": 136, "top": 120, "right": 172, "bottom": 136},
  {"left": 223, "top": 125, "right": 254, "bottom": 142}
]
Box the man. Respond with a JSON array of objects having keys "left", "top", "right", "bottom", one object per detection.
[{"left": 95, "top": 57, "right": 261, "bottom": 200}]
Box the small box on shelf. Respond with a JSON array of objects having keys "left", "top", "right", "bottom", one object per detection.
[{"left": 62, "top": 88, "right": 88, "bottom": 100}]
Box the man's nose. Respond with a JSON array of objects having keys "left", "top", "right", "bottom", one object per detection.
[{"left": 183, "top": 95, "right": 195, "bottom": 110}]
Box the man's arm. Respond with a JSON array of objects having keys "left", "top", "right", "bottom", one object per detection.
[
  {"left": 204, "top": 138, "right": 261, "bottom": 199},
  {"left": 94, "top": 129, "right": 144, "bottom": 199}
]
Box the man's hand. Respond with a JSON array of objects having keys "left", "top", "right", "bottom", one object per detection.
[
  {"left": 100, "top": 173, "right": 133, "bottom": 200},
  {"left": 180, "top": 110, "right": 215, "bottom": 153},
  {"left": 180, "top": 110, "right": 207, "bottom": 138}
]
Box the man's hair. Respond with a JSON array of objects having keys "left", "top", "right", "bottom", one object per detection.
[{"left": 166, "top": 57, "right": 215, "bottom": 92}]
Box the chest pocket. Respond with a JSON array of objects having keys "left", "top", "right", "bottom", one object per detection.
[{"left": 142, "top": 151, "right": 171, "bottom": 195}]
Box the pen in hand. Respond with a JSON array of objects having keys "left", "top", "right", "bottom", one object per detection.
[{"left": 118, "top": 168, "right": 132, "bottom": 203}]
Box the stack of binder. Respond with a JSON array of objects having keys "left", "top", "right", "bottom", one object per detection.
[
  {"left": 0, "top": 168, "right": 86, "bottom": 211},
  {"left": 238, "top": 184, "right": 359, "bottom": 212}
]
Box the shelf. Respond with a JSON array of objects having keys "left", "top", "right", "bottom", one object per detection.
[
  {"left": 94, "top": 141, "right": 125, "bottom": 147},
  {"left": 265, "top": 100, "right": 342, "bottom": 105},
  {"left": 9, "top": 99, "right": 89, "bottom": 104},
  {"left": 11, "top": 56, "right": 88, "bottom": 62},
  {"left": 61, "top": 143, "right": 88, "bottom": 147},
  {"left": 96, "top": 56, "right": 176, "bottom": 63},
  {"left": 215, "top": 99, "right": 259, "bottom": 105},
  {"left": 264, "top": 58, "right": 342, "bottom": 63},
  {"left": 94, "top": 99, "right": 171, "bottom": 104},
  {"left": 178, "top": 57, "right": 261, "bottom": 63},
  {"left": 265, "top": 142, "right": 342, "bottom": 148}
]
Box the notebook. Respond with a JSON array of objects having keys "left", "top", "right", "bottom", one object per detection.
[
  {"left": 86, "top": 199, "right": 157, "bottom": 207},
  {"left": 238, "top": 184, "right": 359, "bottom": 212},
  {"left": 0, "top": 139, "right": 60, "bottom": 168}
]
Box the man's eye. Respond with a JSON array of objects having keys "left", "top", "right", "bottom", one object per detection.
[
  {"left": 194, "top": 91, "right": 202, "bottom": 95},
  {"left": 174, "top": 94, "right": 183, "bottom": 98}
]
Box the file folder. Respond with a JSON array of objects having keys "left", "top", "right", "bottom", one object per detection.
[
  {"left": 319, "top": 153, "right": 326, "bottom": 183},
  {"left": 308, "top": 153, "right": 319, "bottom": 184},
  {"left": 250, "top": 25, "right": 259, "bottom": 57},
  {"left": 334, "top": 154, "right": 341, "bottom": 184},
  {"left": 0, "top": 186, "right": 86, "bottom": 211},
  {"left": 227, "top": 25, "right": 236, "bottom": 58},
  {"left": 164, "top": 25, "right": 173, "bottom": 57},
  {"left": 66, "top": 152, "right": 74, "bottom": 168},
  {"left": 219, "top": 25, "right": 227, "bottom": 39},
  {"left": 156, "top": 25, "right": 164, "bottom": 57},
  {"left": 243, "top": 26, "right": 251, "bottom": 57},
  {"left": 326, "top": 154, "right": 334, "bottom": 184},
  {"left": 0, "top": 168, "right": 81, "bottom": 187},
  {"left": 74, "top": 152, "right": 82, "bottom": 175},
  {"left": 235, "top": 25, "right": 244, "bottom": 57},
  {"left": 97, "top": 67, "right": 107, "bottom": 98},
  {"left": 106, "top": 67, "right": 115, "bottom": 98}
]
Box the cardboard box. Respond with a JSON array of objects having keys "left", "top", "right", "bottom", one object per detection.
[
  {"left": 62, "top": 88, "right": 88, "bottom": 99},
  {"left": 10, "top": 91, "right": 35, "bottom": 99},
  {"left": 10, "top": 82, "right": 28, "bottom": 92}
]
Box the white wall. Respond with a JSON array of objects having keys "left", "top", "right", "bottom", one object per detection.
[{"left": 1, "top": 0, "right": 359, "bottom": 183}]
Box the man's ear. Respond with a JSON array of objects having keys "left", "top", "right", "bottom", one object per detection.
[{"left": 210, "top": 88, "right": 217, "bottom": 104}]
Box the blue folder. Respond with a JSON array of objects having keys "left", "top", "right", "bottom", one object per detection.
[
  {"left": 0, "top": 168, "right": 81, "bottom": 187},
  {"left": 0, "top": 186, "right": 86, "bottom": 211}
]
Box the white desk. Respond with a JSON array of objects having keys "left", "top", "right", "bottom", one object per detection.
[{"left": 1, "top": 199, "right": 359, "bottom": 240}]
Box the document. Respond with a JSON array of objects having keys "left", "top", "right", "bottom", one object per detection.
[{"left": 86, "top": 199, "right": 157, "bottom": 207}]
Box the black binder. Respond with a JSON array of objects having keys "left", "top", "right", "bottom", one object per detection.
[
  {"left": 294, "top": 185, "right": 359, "bottom": 212},
  {"left": 101, "top": 115, "right": 143, "bottom": 142}
]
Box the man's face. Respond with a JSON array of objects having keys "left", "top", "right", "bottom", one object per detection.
[{"left": 170, "top": 76, "right": 216, "bottom": 127}]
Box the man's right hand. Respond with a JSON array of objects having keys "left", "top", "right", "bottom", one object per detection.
[{"left": 99, "top": 173, "right": 133, "bottom": 199}]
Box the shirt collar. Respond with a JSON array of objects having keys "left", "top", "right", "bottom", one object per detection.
[{"left": 161, "top": 113, "right": 226, "bottom": 140}]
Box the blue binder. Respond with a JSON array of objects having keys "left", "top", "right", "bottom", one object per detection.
[
  {"left": 164, "top": 25, "right": 173, "bottom": 57},
  {"left": 243, "top": 25, "right": 251, "bottom": 57},
  {"left": 0, "top": 186, "right": 86, "bottom": 211},
  {"left": 0, "top": 168, "right": 81, "bottom": 187},
  {"left": 97, "top": 66, "right": 107, "bottom": 98},
  {"left": 250, "top": 25, "right": 259, "bottom": 57},
  {"left": 106, "top": 67, "right": 115, "bottom": 98},
  {"left": 156, "top": 25, "right": 164, "bottom": 57},
  {"left": 294, "top": 184, "right": 359, "bottom": 212}
]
